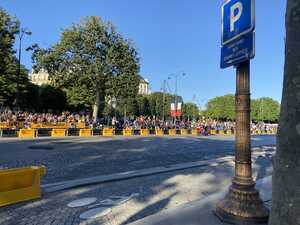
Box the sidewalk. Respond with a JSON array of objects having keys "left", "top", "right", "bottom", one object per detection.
[{"left": 129, "top": 176, "right": 272, "bottom": 225}]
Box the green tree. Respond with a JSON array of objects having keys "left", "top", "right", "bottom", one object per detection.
[
  {"left": 32, "top": 16, "right": 140, "bottom": 121},
  {"left": 251, "top": 97, "right": 280, "bottom": 122},
  {"left": 205, "top": 94, "right": 235, "bottom": 120},
  {"left": 0, "top": 8, "right": 30, "bottom": 107},
  {"left": 183, "top": 102, "right": 199, "bottom": 121}
]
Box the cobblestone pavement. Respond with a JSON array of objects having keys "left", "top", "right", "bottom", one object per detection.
[
  {"left": 0, "top": 149, "right": 274, "bottom": 225},
  {"left": 0, "top": 135, "right": 275, "bottom": 184}
]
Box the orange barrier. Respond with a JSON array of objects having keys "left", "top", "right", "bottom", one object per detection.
[
  {"left": 0, "top": 166, "right": 46, "bottom": 207},
  {"left": 31, "top": 122, "right": 71, "bottom": 129},
  {"left": 180, "top": 129, "right": 188, "bottom": 136},
  {"left": 140, "top": 129, "right": 149, "bottom": 136},
  {"left": 155, "top": 129, "right": 164, "bottom": 136},
  {"left": 79, "top": 129, "right": 92, "bottom": 137},
  {"left": 191, "top": 129, "right": 198, "bottom": 136},
  {"left": 103, "top": 128, "right": 114, "bottom": 137},
  {"left": 51, "top": 129, "right": 66, "bottom": 137},
  {"left": 123, "top": 129, "right": 133, "bottom": 136},
  {"left": 76, "top": 122, "right": 86, "bottom": 129},
  {"left": 168, "top": 129, "right": 176, "bottom": 136},
  {"left": 18, "top": 129, "right": 36, "bottom": 138},
  {"left": 0, "top": 122, "right": 10, "bottom": 129}
]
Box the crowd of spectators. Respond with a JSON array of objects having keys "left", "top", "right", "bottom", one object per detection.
[{"left": 0, "top": 108, "right": 278, "bottom": 134}]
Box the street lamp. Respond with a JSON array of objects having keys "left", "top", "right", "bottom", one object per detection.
[
  {"left": 16, "top": 27, "right": 32, "bottom": 110},
  {"left": 168, "top": 71, "right": 186, "bottom": 123}
]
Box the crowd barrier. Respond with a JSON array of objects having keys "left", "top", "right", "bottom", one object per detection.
[
  {"left": 0, "top": 127, "right": 277, "bottom": 138},
  {"left": 0, "top": 166, "right": 46, "bottom": 207}
]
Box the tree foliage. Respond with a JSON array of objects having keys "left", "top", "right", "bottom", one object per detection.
[
  {"left": 183, "top": 102, "right": 199, "bottom": 120},
  {"left": 32, "top": 16, "right": 140, "bottom": 119},
  {"left": 205, "top": 94, "right": 235, "bottom": 120},
  {"left": 251, "top": 97, "right": 280, "bottom": 122},
  {"left": 0, "top": 8, "right": 29, "bottom": 107},
  {"left": 204, "top": 94, "right": 280, "bottom": 122}
]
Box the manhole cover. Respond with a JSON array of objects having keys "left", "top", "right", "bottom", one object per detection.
[
  {"left": 28, "top": 145, "right": 54, "bottom": 150},
  {"left": 67, "top": 197, "right": 97, "bottom": 208},
  {"left": 80, "top": 207, "right": 111, "bottom": 219}
]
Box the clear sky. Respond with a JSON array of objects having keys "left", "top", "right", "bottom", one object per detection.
[{"left": 1, "top": 0, "right": 286, "bottom": 107}]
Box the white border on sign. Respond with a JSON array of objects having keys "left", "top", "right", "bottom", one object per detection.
[{"left": 221, "top": 0, "right": 255, "bottom": 46}]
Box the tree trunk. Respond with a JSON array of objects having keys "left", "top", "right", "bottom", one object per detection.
[
  {"left": 92, "top": 88, "right": 100, "bottom": 123},
  {"left": 269, "top": 1, "right": 300, "bottom": 224}
]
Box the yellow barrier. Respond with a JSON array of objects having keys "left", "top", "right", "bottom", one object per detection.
[
  {"left": 219, "top": 130, "right": 225, "bottom": 135},
  {"left": 140, "top": 129, "right": 149, "bottom": 136},
  {"left": 168, "top": 129, "right": 176, "bottom": 136},
  {"left": 76, "top": 122, "right": 86, "bottom": 129},
  {"left": 18, "top": 129, "right": 35, "bottom": 138},
  {"left": 79, "top": 129, "right": 92, "bottom": 137},
  {"left": 210, "top": 129, "right": 217, "bottom": 135},
  {"left": 51, "top": 129, "right": 66, "bottom": 137},
  {"left": 0, "top": 166, "right": 46, "bottom": 207},
  {"left": 0, "top": 122, "right": 10, "bottom": 129},
  {"left": 103, "top": 128, "right": 114, "bottom": 137},
  {"left": 226, "top": 130, "right": 233, "bottom": 135},
  {"left": 123, "top": 129, "right": 133, "bottom": 136},
  {"left": 180, "top": 129, "right": 188, "bottom": 136},
  {"left": 192, "top": 129, "right": 198, "bottom": 136},
  {"left": 155, "top": 129, "right": 164, "bottom": 136}
]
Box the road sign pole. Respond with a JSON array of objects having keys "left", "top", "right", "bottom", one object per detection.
[{"left": 215, "top": 61, "right": 269, "bottom": 224}]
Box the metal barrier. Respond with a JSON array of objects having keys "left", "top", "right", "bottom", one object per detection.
[{"left": 0, "top": 166, "right": 46, "bottom": 207}]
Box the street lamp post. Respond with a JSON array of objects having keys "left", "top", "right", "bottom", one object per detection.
[
  {"left": 215, "top": 61, "right": 269, "bottom": 224},
  {"left": 16, "top": 27, "right": 31, "bottom": 110}
]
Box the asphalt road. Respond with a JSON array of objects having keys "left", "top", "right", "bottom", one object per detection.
[{"left": 0, "top": 135, "right": 276, "bottom": 184}]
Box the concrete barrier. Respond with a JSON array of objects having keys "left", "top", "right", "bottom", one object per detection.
[
  {"left": 0, "top": 166, "right": 46, "bottom": 207},
  {"left": 140, "top": 129, "right": 149, "bottom": 136},
  {"left": 18, "top": 129, "right": 36, "bottom": 138},
  {"left": 79, "top": 129, "right": 92, "bottom": 137},
  {"left": 51, "top": 129, "right": 66, "bottom": 137},
  {"left": 123, "top": 129, "right": 133, "bottom": 136},
  {"left": 103, "top": 128, "right": 114, "bottom": 137},
  {"left": 155, "top": 129, "right": 164, "bottom": 136}
]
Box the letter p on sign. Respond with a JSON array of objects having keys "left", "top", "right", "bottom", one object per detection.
[{"left": 230, "top": 2, "right": 243, "bottom": 32}]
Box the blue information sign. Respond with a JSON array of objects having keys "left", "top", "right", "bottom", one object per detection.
[
  {"left": 221, "top": 0, "right": 255, "bottom": 69},
  {"left": 221, "top": 32, "right": 255, "bottom": 69}
]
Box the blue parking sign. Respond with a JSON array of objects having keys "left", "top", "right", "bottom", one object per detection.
[
  {"left": 221, "top": 0, "right": 255, "bottom": 68},
  {"left": 222, "top": 0, "right": 255, "bottom": 45}
]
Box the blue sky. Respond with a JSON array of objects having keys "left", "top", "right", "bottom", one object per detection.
[{"left": 1, "top": 0, "right": 286, "bottom": 106}]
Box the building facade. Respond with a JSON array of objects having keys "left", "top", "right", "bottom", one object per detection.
[
  {"left": 30, "top": 69, "right": 50, "bottom": 86},
  {"left": 138, "top": 76, "right": 151, "bottom": 95}
]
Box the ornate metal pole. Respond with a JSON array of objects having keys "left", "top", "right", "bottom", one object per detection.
[{"left": 215, "top": 61, "right": 269, "bottom": 224}]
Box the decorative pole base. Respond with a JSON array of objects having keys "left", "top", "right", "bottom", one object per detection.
[{"left": 215, "top": 184, "right": 269, "bottom": 225}]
